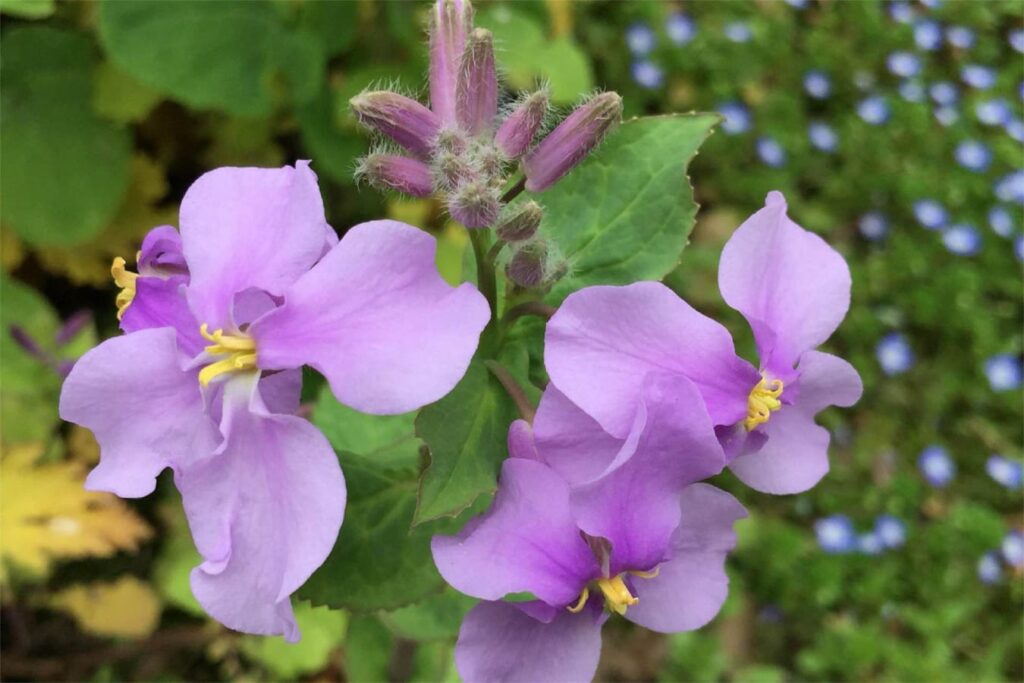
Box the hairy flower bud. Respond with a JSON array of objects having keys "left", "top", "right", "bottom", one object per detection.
[
  {"left": 357, "top": 154, "right": 434, "bottom": 197},
  {"left": 449, "top": 180, "right": 500, "bottom": 228},
  {"left": 495, "top": 201, "right": 543, "bottom": 242},
  {"left": 433, "top": 150, "right": 475, "bottom": 189},
  {"left": 430, "top": 0, "right": 473, "bottom": 126},
  {"left": 523, "top": 91, "right": 623, "bottom": 192},
  {"left": 496, "top": 90, "right": 549, "bottom": 159},
  {"left": 350, "top": 91, "right": 441, "bottom": 158},
  {"left": 506, "top": 242, "right": 548, "bottom": 288},
  {"left": 456, "top": 28, "right": 498, "bottom": 136}
]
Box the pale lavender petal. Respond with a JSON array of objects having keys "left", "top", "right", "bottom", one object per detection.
[
  {"left": 507, "top": 419, "right": 541, "bottom": 461},
  {"left": 718, "top": 192, "right": 852, "bottom": 378},
  {"left": 58, "top": 328, "right": 219, "bottom": 498},
  {"left": 546, "top": 282, "right": 759, "bottom": 437},
  {"left": 431, "top": 458, "right": 599, "bottom": 606},
  {"left": 533, "top": 386, "right": 623, "bottom": 485},
  {"left": 570, "top": 374, "right": 726, "bottom": 575},
  {"left": 793, "top": 350, "right": 863, "bottom": 414},
  {"left": 138, "top": 225, "right": 188, "bottom": 277},
  {"left": 178, "top": 374, "right": 345, "bottom": 641},
  {"left": 120, "top": 276, "right": 205, "bottom": 357},
  {"left": 182, "top": 162, "right": 329, "bottom": 330},
  {"left": 252, "top": 220, "right": 488, "bottom": 415},
  {"left": 455, "top": 600, "right": 602, "bottom": 683},
  {"left": 258, "top": 369, "right": 303, "bottom": 415},
  {"left": 626, "top": 484, "right": 745, "bottom": 633},
  {"left": 727, "top": 407, "right": 830, "bottom": 494}
]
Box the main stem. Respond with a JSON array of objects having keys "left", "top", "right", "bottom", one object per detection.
[{"left": 468, "top": 228, "right": 499, "bottom": 354}]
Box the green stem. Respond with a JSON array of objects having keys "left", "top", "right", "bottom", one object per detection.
[
  {"left": 468, "top": 228, "right": 499, "bottom": 354},
  {"left": 501, "top": 176, "right": 526, "bottom": 203}
]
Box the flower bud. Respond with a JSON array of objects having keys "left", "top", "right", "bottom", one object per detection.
[
  {"left": 523, "top": 91, "right": 623, "bottom": 192},
  {"left": 495, "top": 201, "right": 543, "bottom": 242},
  {"left": 357, "top": 154, "right": 434, "bottom": 197},
  {"left": 496, "top": 90, "right": 549, "bottom": 159},
  {"left": 350, "top": 91, "right": 441, "bottom": 158},
  {"left": 506, "top": 242, "right": 547, "bottom": 288},
  {"left": 55, "top": 310, "right": 94, "bottom": 346},
  {"left": 449, "top": 180, "right": 500, "bottom": 228},
  {"left": 456, "top": 28, "right": 498, "bottom": 136},
  {"left": 433, "top": 150, "right": 475, "bottom": 189},
  {"left": 430, "top": 0, "right": 473, "bottom": 126}
]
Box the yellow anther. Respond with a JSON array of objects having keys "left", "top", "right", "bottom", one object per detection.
[
  {"left": 744, "top": 377, "right": 784, "bottom": 431},
  {"left": 110, "top": 256, "right": 139, "bottom": 320},
  {"left": 566, "top": 587, "right": 590, "bottom": 613},
  {"left": 595, "top": 575, "right": 638, "bottom": 616},
  {"left": 197, "top": 324, "right": 258, "bottom": 387},
  {"left": 629, "top": 567, "right": 660, "bottom": 580}
]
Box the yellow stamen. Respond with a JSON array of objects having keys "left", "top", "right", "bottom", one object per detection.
[
  {"left": 566, "top": 587, "right": 590, "bottom": 613},
  {"left": 110, "top": 257, "right": 139, "bottom": 320},
  {"left": 197, "top": 324, "right": 258, "bottom": 387},
  {"left": 629, "top": 567, "right": 660, "bottom": 580},
  {"left": 595, "top": 575, "right": 638, "bottom": 616},
  {"left": 744, "top": 377, "right": 784, "bottom": 431}
]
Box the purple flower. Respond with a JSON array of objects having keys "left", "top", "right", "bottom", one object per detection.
[
  {"left": 545, "top": 192, "right": 861, "bottom": 495},
  {"left": 978, "top": 551, "right": 1003, "bottom": 584},
  {"left": 666, "top": 13, "right": 695, "bottom": 46},
  {"left": 1011, "top": 29, "right": 1024, "bottom": 54},
  {"left": 757, "top": 137, "right": 787, "bottom": 167},
  {"left": 988, "top": 206, "right": 1015, "bottom": 237},
  {"left": 913, "top": 199, "right": 948, "bottom": 230},
  {"left": 898, "top": 80, "right": 926, "bottom": 103},
  {"left": 632, "top": 60, "right": 665, "bottom": 89},
  {"left": 874, "top": 515, "right": 906, "bottom": 548},
  {"left": 1016, "top": 235, "right": 1024, "bottom": 261},
  {"left": 809, "top": 122, "right": 838, "bottom": 152},
  {"left": 1006, "top": 118, "right": 1024, "bottom": 143},
  {"left": 858, "top": 96, "right": 890, "bottom": 125},
  {"left": 975, "top": 98, "right": 1012, "bottom": 126},
  {"left": 986, "top": 455, "right": 1023, "bottom": 489},
  {"left": 724, "top": 22, "right": 752, "bottom": 43},
  {"left": 946, "top": 26, "right": 975, "bottom": 49},
  {"left": 887, "top": 51, "right": 921, "bottom": 78},
  {"left": 859, "top": 212, "right": 889, "bottom": 241},
  {"left": 718, "top": 101, "right": 751, "bottom": 135},
  {"left": 995, "top": 171, "right": 1024, "bottom": 205},
  {"left": 961, "top": 64, "right": 996, "bottom": 90},
  {"left": 626, "top": 22, "right": 656, "bottom": 54},
  {"left": 456, "top": 28, "right": 498, "bottom": 136},
  {"left": 914, "top": 20, "right": 943, "bottom": 51},
  {"left": 929, "top": 81, "right": 958, "bottom": 106},
  {"left": 1002, "top": 531, "right": 1024, "bottom": 568},
  {"left": 804, "top": 70, "right": 832, "bottom": 99},
  {"left": 495, "top": 91, "right": 548, "bottom": 159},
  {"left": 815, "top": 515, "right": 856, "bottom": 553},
  {"left": 918, "top": 445, "right": 955, "bottom": 487},
  {"left": 877, "top": 332, "right": 914, "bottom": 375},
  {"left": 942, "top": 224, "right": 982, "bottom": 256},
  {"left": 429, "top": 0, "right": 472, "bottom": 127},
  {"left": 985, "top": 354, "right": 1022, "bottom": 392},
  {"left": 888, "top": 2, "right": 915, "bottom": 24},
  {"left": 60, "top": 163, "right": 488, "bottom": 640},
  {"left": 934, "top": 106, "right": 960, "bottom": 127},
  {"left": 784, "top": 0, "right": 808, "bottom": 8}
]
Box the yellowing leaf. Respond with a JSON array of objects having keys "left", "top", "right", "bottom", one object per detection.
[
  {"left": 50, "top": 576, "right": 161, "bottom": 639},
  {"left": 0, "top": 444, "right": 151, "bottom": 583}
]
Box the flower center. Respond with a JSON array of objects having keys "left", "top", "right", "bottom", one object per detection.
[
  {"left": 566, "top": 568, "right": 659, "bottom": 616},
  {"left": 198, "top": 324, "right": 257, "bottom": 387},
  {"left": 744, "top": 376, "right": 784, "bottom": 431},
  {"left": 110, "top": 256, "right": 138, "bottom": 320}
]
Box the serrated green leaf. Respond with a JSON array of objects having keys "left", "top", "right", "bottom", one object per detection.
[
  {"left": 313, "top": 387, "right": 419, "bottom": 467},
  {"left": 379, "top": 589, "right": 476, "bottom": 642}
]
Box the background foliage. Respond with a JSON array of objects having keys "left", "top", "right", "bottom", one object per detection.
[{"left": 1, "top": 0, "right": 1021, "bottom": 681}]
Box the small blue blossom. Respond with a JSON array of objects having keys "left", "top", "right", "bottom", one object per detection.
[
  {"left": 756, "top": 136, "right": 786, "bottom": 167},
  {"left": 984, "top": 354, "right": 1022, "bottom": 392},
  {"left": 1006, "top": 119, "right": 1024, "bottom": 143},
  {"left": 978, "top": 552, "right": 1003, "bottom": 584},
  {"left": 718, "top": 101, "right": 751, "bottom": 135},
  {"left": 1010, "top": 29, "right": 1024, "bottom": 54},
  {"left": 875, "top": 515, "right": 907, "bottom": 549},
  {"left": 920, "top": 0, "right": 941, "bottom": 8},
  {"left": 929, "top": 81, "right": 958, "bottom": 105},
  {"left": 995, "top": 171, "right": 1024, "bottom": 205},
  {"left": 784, "top": 0, "right": 808, "bottom": 7},
  {"left": 918, "top": 445, "right": 955, "bottom": 487},
  {"left": 1016, "top": 234, "right": 1024, "bottom": 261},
  {"left": 913, "top": 199, "right": 948, "bottom": 230},
  {"left": 942, "top": 224, "right": 982, "bottom": 256},
  {"left": 934, "top": 106, "right": 959, "bottom": 127},
  {"left": 976, "top": 98, "right": 1012, "bottom": 126},
  {"left": 858, "top": 95, "right": 890, "bottom": 125},
  {"left": 626, "top": 22, "right": 656, "bottom": 55},
  {"left": 859, "top": 212, "right": 889, "bottom": 241},
  {"left": 724, "top": 21, "right": 752, "bottom": 43},
  {"left": 631, "top": 60, "right": 664, "bottom": 89},
  {"left": 962, "top": 64, "right": 996, "bottom": 90},
  {"left": 877, "top": 332, "right": 915, "bottom": 375},
  {"left": 988, "top": 206, "right": 1015, "bottom": 237},
  {"left": 858, "top": 532, "right": 884, "bottom": 555},
  {"left": 888, "top": 2, "right": 915, "bottom": 24},
  {"left": 986, "top": 455, "right": 1023, "bottom": 490},
  {"left": 914, "top": 20, "right": 943, "bottom": 51},
  {"left": 954, "top": 140, "right": 992, "bottom": 172},
  {"left": 808, "top": 121, "right": 838, "bottom": 152},
  {"left": 899, "top": 80, "right": 925, "bottom": 103},
  {"left": 946, "top": 26, "right": 975, "bottom": 49},
  {"left": 1002, "top": 531, "right": 1024, "bottom": 568},
  {"left": 887, "top": 51, "right": 921, "bottom": 78},
  {"left": 665, "top": 13, "right": 695, "bottom": 46},
  {"left": 815, "top": 515, "right": 857, "bottom": 554},
  {"left": 804, "top": 70, "right": 832, "bottom": 99}
]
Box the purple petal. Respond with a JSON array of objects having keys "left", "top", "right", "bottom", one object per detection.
[
  {"left": 793, "top": 350, "right": 863, "bottom": 414},
  {"left": 570, "top": 374, "right": 726, "bottom": 575},
  {"left": 252, "top": 220, "right": 488, "bottom": 415},
  {"left": 181, "top": 162, "right": 329, "bottom": 330},
  {"left": 138, "top": 225, "right": 188, "bottom": 277},
  {"left": 626, "top": 484, "right": 745, "bottom": 633},
  {"left": 546, "top": 282, "right": 759, "bottom": 437},
  {"left": 718, "top": 192, "right": 852, "bottom": 379},
  {"left": 455, "top": 600, "right": 602, "bottom": 683},
  {"left": 727, "top": 407, "right": 830, "bottom": 494},
  {"left": 58, "top": 328, "right": 219, "bottom": 498},
  {"left": 533, "top": 386, "right": 623, "bottom": 485},
  {"left": 507, "top": 419, "right": 542, "bottom": 461},
  {"left": 178, "top": 374, "right": 345, "bottom": 641},
  {"left": 431, "top": 458, "right": 599, "bottom": 606},
  {"left": 120, "top": 276, "right": 205, "bottom": 357},
  {"left": 258, "top": 369, "right": 303, "bottom": 415}
]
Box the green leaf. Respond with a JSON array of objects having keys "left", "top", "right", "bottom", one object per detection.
[
  {"left": 312, "top": 387, "right": 420, "bottom": 468},
  {"left": 1, "top": 27, "right": 131, "bottom": 246},
  {"left": 240, "top": 602, "right": 346, "bottom": 678},
  {"left": 92, "top": 62, "right": 162, "bottom": 124},
  {"left": 379, "top": 590, "right": 476, "bottom": 641},
  {"left": 0, "top": 0, "right": 54, "bottom": 18},
  {"left": 97, "top": 1, "right": 325, "bottom": 116},
  {"left": 414, "top": 360, "right": 517, "bottom": 524},
  {"left": 344, "top": 616, "right": 393, "bottom": 683},
  {"left": 529, "top": 114, "right": 719, "bottom": 304}
]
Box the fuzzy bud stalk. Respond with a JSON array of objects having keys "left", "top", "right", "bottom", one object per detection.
[
  {"left": 495, "top": 201, "right": 543, "bottom": 242},
  {"left": 496, "top": 90, "right": 549, "bottom": 159},
  {"left": 358, "top": 154, "right": 435, "bottom": 197},
  {"left": 350, "top": 91, "right": 441, "bottom": 158},
  {"left": 430, "top": 0, "right": 473, "bottom": 126},
  {"left": 456, "top": 28, "right": 498, "bottom": 136}
]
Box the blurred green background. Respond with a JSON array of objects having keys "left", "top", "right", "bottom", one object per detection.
[{"left": 1, "top": 0, "right": 1021, "bottom": 681}]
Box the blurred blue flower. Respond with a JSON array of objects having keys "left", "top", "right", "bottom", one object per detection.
[
  {"left": 858, "top": 95, "right": 890, "bottom": 125},
  {"left": 888, "top": 2, "right": 915, "bottom": 24},
  {"left": 1016, "top": 234, "right": 1024, "bottom": 261},
  {"left": 718, "top": 101, "right": 751, "bottom": 135},
  {"left": 1010, "top": 29, "right": 1024, "bottom": 54},
  {"left": 934, "top": 106, "right": 959, "bottom": 127},
  {"left": 954, "top": 140, "right": 992, "bottom": 172},
  {"left": 724, "top": 21, "right": 752, "bottom": 43},
  {"left": 1002, "top": 531, "right": 1024, "bottom": 569},
  {"left": 815, "top": 515, "right": 857, "bottom": 554},
  {"left": 784, "top": 0, "right": 808, "bottom": 7},
  {"left": 984, "top": 354, "right": 1022, "bottom": 392},
  {"left": 858, "top": 532, "right": 884, "bottom": 555},
  {"left": 626, "top": 22, "right": 656, "bottom": 55},
  {"left": 913, "top": 20, "right": 943, "bottom": 51},
  {"left": 913, "top": 199, "right": 948, "bottom": 230},
  {"left": 918, "top": 445, "right": 955, "bottom": 487},
  {"left": 1006, "top": 118, "right": 1024, "bottom": 143},
  {"left": 808, "top": 121, "right": 838, "bottom": 152},
  {"left": 942, "top": 224, "right": 982, "bottom": 256},
  {"left": 804, "top": 69, "right": 831, "bottom": 99},
  {"left": 977, "top": 552, "right": 1003, "bottom": 584},
  {"left": 899, "top": 79, "right": 925, "bottom": 103},
  {"left": 756, "top": 137, "right": 786, "bottom": 167},
  {"left": 986, "top": 454, "right": 1023, "bottom": 490},
  {"left": 887, "top": 51, "right": 921, "bottom": 78},
  {"left": 946, "top": 26, "right": 975, "bottom": 49},
  {"left": 877, "top": 332, "right": 915, "bottom": 375},
  {"left": 631, "top": 60, "right": 664, "bottom": 89},
  {"left": 988, "top": 206, "right": 1015, "bottom": 237},
  {"left": 875, "top": 515, "right": 907, "bottom": 549},
  {"left": 665, "top": 13, "right": 696, "bottom": 46},
  {"left": 920, "top": 0, "right": 941, "bottom": 8},
  {"left": 929, "top": 81, "right": 958, "bottom": 105},
  {"left": 859, "top": 212, "right": 889, "bottom": 241},
  {"left": 961, "top": 64, "right": 996, "bottom": 90},
  {"left": 995, "top": 171, "right": 1024, "bottom": 205},
  {"left": 975, "top": 98, "right": 1011, "bottom": 126}
]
